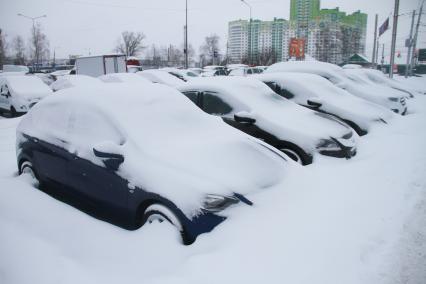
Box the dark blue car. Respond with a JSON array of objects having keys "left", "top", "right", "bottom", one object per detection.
[{"left": 16, "top": 83, "right": 288, "bottom": 244}]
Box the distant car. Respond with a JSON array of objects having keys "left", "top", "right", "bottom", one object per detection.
[
  {"left": 32, "top": 73, "right": 56, "bottom": 85},
  {"left": 98, "top": 73, "right": 152, "bottom": 85},
  {"left": 137, "top": 69, "right": 185, "bottom": 88},
  {"left": 160, "top": 68, "right": 199, "bottom": 82},
  {"left": 16, "top": 83, "right": 289, "bottom": 244},
  {"left": 254, "top": 72, "right": 393, "bottom": 135},
  {"left": 228, "top": 67, "right": 264, "bottom": 76},
  {"left": 50, "top": 75, "right": 103, "bottom": 91},
  {"left": 343, "top": 68, "right": 419, "bottom": 98},
  {"left": 178, "top": 77, "right": 357, "bottom": 165},
  {"left": 266, "top": 61, "right": 408, "bottom": 115},
  {"left": 51, "top": 69, "right": 73, "bottom": 77},
  {"left": 2, "top": 64, "right": 29, "bottom": 73},
  {"left": 0, "top": 75, "right": 52, "bottom": 117},
  {"left": 127, "top": 65, "right": 143, "bottom": 73},
  {"left": 202, "top": 66, "right": 228, "bottom": 77}
]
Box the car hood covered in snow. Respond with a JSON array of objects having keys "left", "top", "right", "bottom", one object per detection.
[
  {"left": 18, "top": 83, "right": 288, "bottom": 217},
  {"left": 253, "top": 72, "right": 394, "bottom": 131},
  {"left": 0, "top": 75, "right": 52, "bottom": 100},
  {"left": 99, "top": 73, "right": 152, "bottom": 85},
  {"left": 179, "top": 77, "right": 353, "bottom": 151}
]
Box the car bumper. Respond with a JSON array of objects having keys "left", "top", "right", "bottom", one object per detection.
[{"left": 319, "top": 146, "right": 357, "bottom": 159}]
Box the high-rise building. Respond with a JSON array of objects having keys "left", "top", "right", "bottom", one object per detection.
[
  {"left": 290, "top": 0, "right": 320, "bottom": 38},
  {"left": 227, "top": 1, "right": 367, "bottom": 65}
]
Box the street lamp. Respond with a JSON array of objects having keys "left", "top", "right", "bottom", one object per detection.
[
  {"left": 184, "top": 0, "right": 189, "bottom": 69},
  {"left": 17, "top": 13, "right": 47, "bottom": 71},
  {"left": 241, "top": 0, "right": 252, "bottom": 65}
]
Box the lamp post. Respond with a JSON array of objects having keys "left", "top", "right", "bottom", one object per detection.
[
  {"left": 241, "top": 0, "right": 252, "bottom": 65},
  {"left": 184, "top": 0, "right": 189, "bottom": 69},
  {"left": 17, "top": 13, "right": 47, "bottom": 71}
]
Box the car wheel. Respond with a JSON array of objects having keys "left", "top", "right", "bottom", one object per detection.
[
  {"left": 280, "top": 148, "right": 304, "bottom": 165},
  {"left": 20, "top": 161, "right": 40, "bottom": 187},
  {"left": 143, "top": 204, "right": 187, "bottom": 242}
]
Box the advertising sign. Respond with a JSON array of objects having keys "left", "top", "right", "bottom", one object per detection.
[{"left": 289, "top": 38, "right": 305, "bottom": 59}]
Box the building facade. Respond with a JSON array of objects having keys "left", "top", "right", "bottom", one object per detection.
[{"left": 227, "top": 1, "right": 367, "bottom": 65}]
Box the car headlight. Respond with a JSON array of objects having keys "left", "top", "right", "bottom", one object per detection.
[
  {"left": 202, "top": 194, "right": 239, "bottom": 213},
  {"left": 317, "top": 139, "right": 341, "bottom": 151},
  {"left": 388, "top": 97, "right": 399, "bottom": 102}
]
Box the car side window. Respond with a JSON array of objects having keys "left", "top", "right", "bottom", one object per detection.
[
  {"left": 201, "top": 92, "right": 233, "bottom": 115},
  {"left": 279, "top": 88, "right": 295, "bottom": 99},
  {"left": 247, "top": 69, "right": 253, "bottom": 74},
  {"left": 182, "top": 91, "right": 199, "bottom": 105},
  {"left": 265, "top": 81, "right": 280, "bottom": 93}
]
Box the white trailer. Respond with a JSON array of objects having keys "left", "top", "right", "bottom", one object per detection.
[{"left": 75, "top": 54, "right": 127, "bottom": 77}]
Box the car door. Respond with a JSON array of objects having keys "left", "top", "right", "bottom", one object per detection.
[{"left": 66, "top": 108, "right": 128, "bottom": 212}]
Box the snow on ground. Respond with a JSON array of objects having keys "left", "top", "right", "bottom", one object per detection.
[{"left": 0, "top": 77, "right": 425, "bottom": 284}]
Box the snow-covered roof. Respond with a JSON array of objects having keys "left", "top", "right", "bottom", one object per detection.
[{"left": 99, "top": 73, "right": 152, "bottom": 85}]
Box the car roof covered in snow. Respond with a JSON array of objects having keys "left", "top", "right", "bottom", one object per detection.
[
  {"left": 50, "top": 75, "right": 103, "bottom": 91},
  {"left": 99, "top": 73, "right": 152, "bottom": 85}
]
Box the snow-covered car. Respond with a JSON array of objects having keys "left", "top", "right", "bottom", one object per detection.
[
  {"left": 0, "top": 75, "right": 52, "bottom": 116},
  {"left": 127, "top": 65, "right": 143, "bottom": 73},
  {"left": 99, "top": 73, "right": 152, "bottom": 85},
  {"left": 2, "top": 64, "right": 29, "bottom": 73},
  {"left": 228, "top": 67, "right": 264, "bottom": 76},
  {"left": 50, "top": 75, "right": 103, "bottom": 91},
  {"left": 32, "top": 72, "right": 56, "bottom": 85},
  {"left": 16, "top": 83, "right": 289, "bottom": 244},
  {"left": 201, "top": 69, "right": 228, "bottom": 77},
  {"left": 266, "top": 61, "right": 408, "bottom": 115},
  {"left": 178, "top": 77, "right": 357, "bottom": 165},
  {"left": 160, "top": 68, "right": 199, "bottom": 82},
  {"left": 344, "top": 68, "right": 419, "bottom": 98},
  {"left": 254, "top": 72, "right": 393, "bottom": 135},
  {"left": 51, "top": 69, "right": 74, "bottom": 77},
  {"left": 137, "top": 69, "right": 185, "bottom": 88}
]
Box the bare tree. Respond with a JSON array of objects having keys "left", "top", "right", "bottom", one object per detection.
[
  {"left": 0, "top": 29, "right": 7, "bottom": 67},
  {"left": 13, "top": 35, "right": 26, "bottom": 65},
  {"left": 28, "top": 23, "right": 50, "bottom": 68},
  {"left": 115, "top": 31, "right": 146, "bottom": 57},
  {"left": 200, "top": 34, "right": 220, "bottom": 65}
]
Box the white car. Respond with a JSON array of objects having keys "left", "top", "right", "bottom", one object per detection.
[
  {"left": 160, "top": 68, "right": 199, "bottom": 82},
  {"left": 228, "top": 67, "right": 264, "bottom": 77},
  {"left": 266, "top": 61, "right": 408, "bottom": 115},
  {"left": 178, "top": 77, "right": 357, "bottom": 165},
  {"left": 51, "top": 75, "right": 104, "bottom": 91},
  {"left": 0, "top": 75, "right": 52, "bottom": 116},
  {"left": 344, "top": 68, "right": 420, "bottom": 98},
  {"left": 137, "top": 69, "right": 186, "bottom": 88},
  {"left": 254, "top": 72, "right": 394, "bottom": 136}
]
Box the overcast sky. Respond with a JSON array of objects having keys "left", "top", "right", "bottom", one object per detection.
[{"left": 0, "top": 0, "right": 425, "bottom": 61}]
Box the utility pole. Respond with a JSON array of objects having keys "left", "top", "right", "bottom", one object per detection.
[
  {"left": 375, "top": 39, "right": 380, "bottom": 69},
  {"left": 389, "top": 0, "right": 399, "bottom": 78},
  {"left": 184, "top": 0, "right": 188, "bottom": 69},
  {"left": 405, "top": 10, "right": 416, "bottom": 77},
  {"left": 372, "top": 14, "right": 378, "bottom": 66},
  {"left": 381, "top": 43, "right": 385, "bottom": 71},
  {"left": 410, "top": 3, "right": 423, "bottom": 76}
]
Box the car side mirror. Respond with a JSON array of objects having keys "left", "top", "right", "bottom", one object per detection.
[
  {"left": 93, "top": 142, "right": 124, "bottom": 171},
  {"left": 307, "top": 97, "right": 323, "bottom": 108},
  {"left": 234, "top": 111, "right": 256, "bottom": 124}
]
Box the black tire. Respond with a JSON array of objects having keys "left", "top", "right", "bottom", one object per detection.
[
  {"left": 142, "top": 204, "right": 189, "bottom": 244},
  {"left": 278, "top": 143, "right": 312, "bottom": 165}
]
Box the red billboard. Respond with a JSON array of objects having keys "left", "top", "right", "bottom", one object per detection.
[{"left": 289, "top": 38, "right": 305, "bottom": 59}]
